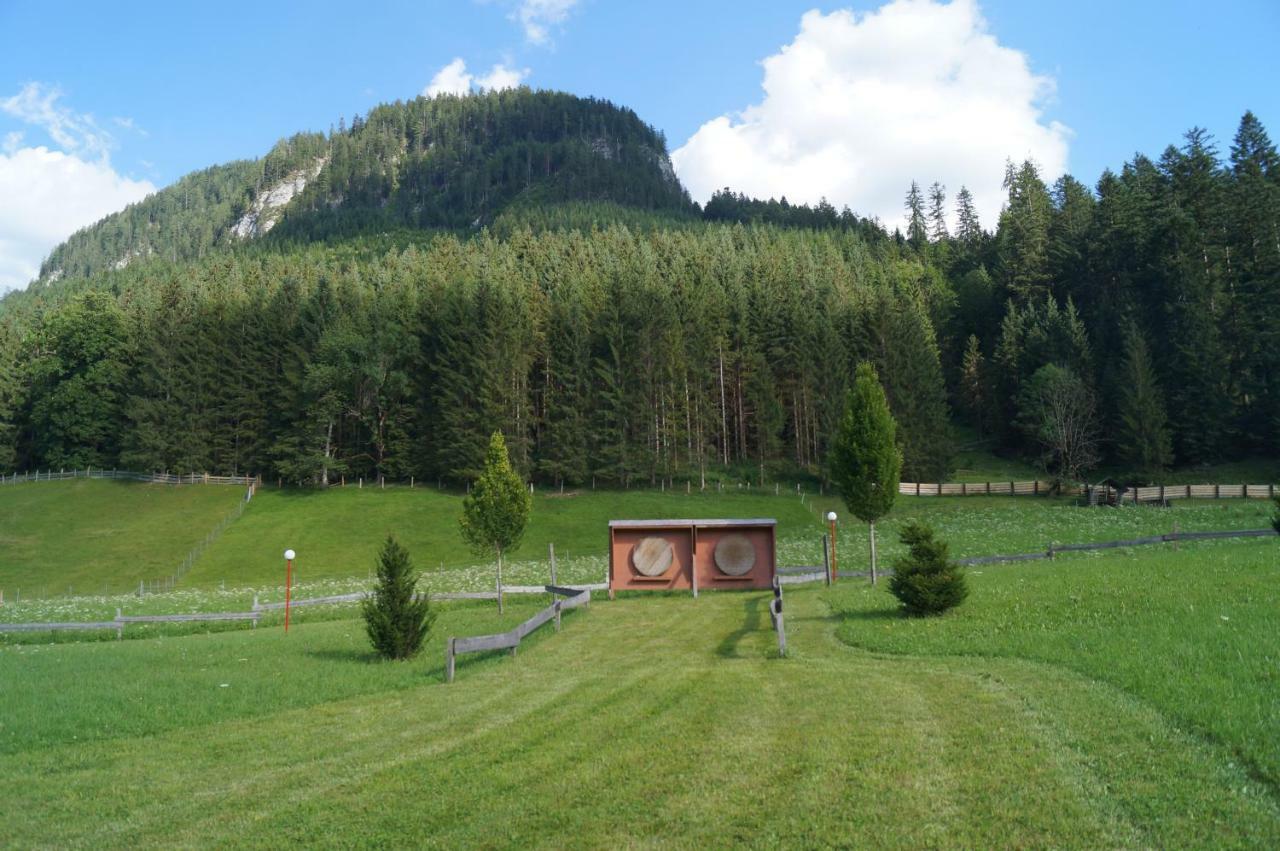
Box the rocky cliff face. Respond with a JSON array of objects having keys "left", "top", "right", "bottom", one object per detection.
[{"left": 231, "top": 157, "right": 327, "bottom": 239}]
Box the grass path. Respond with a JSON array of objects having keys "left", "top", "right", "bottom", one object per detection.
[{"left": 3, "top": 587, "right": 1276, "bottom": 846}]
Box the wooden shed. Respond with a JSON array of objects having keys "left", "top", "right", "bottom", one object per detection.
[{"left": 608, "top": 519, "right": 777, "bottom": 597}]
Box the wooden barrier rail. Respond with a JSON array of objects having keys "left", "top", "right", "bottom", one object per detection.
[
  {"left": 1, "top": 609, "right": 261, "bottom": 638},
  {"left": 775, "top": 527, "right": 1278, "bottom": 583},
  {"left": 446, "top": 585, "right": 591, "bottom": 683},
  {"left": 901, "top": 480, "right": 1279, "bottom": 501},
  {"left": 0, "top": 468, "right": 259, "bottom": 486},
  {"left": 769, "top": 577, "right": 786, "bottom": 657}
]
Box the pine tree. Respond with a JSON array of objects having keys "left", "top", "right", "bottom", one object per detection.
[
  {"left": 954, "top": 186, "right": 983, "bottom": 247},
  {"left": 362, "top": 535, "right": 435, "bottom": 660},
  {"left": 869, "top": 292, "right": 953, "bottom": 481},
  {"left": 1115, "top": 326, "right": 1173, "bottom": 477},
  {"left": 889, "top": 522, "right": 968, "bottom": 616},
  {"left": 830, "top": 362, "right": 902, "bottom": 582},
  {"left": 905, "top": 181, "right": 928, "bottom": 249},
  {"left": 959, "top": 335, "right": 987, "bottom": 437},
  {"left": 997, "top": 160, "right": 1054, "bottom": 301},
  {"left": 1227, "top": 112, "right": 1280, "bottom": 449},
  {"left": 460, "top": 431, "right": 531, "bottom": 612},
  {"left": 927, "top": 182, "right": 949, "bottom": 242}
]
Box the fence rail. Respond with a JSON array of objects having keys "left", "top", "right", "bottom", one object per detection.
[
  {"left": 0, "top": 608, "right": 261, "bottom": 637},
  {"left": 769, "top": 578, "right": 786, "bottom": 657},
  {"left": 1, "top": 468, "right": 259, "bottom": 486},
  {"left": 777, "top": 526, "right": 1278, "bottom": 585},
  {"left": 902, "top": 480, "right": 1279, "bottom": 502},
  {"left": 446, "top": 585, "right": 590, "bottom": 683}
]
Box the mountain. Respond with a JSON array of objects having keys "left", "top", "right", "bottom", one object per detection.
[{"left": 35, "top": 89, "right": 693, "bottom": 287}]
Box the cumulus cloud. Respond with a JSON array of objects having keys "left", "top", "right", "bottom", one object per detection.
[
  {"left": 424, "top": 58, "right": 530, "bottom": 97},
  {"left": 511, "top": 0, "right": 579, "bottom": 45},
  {"left": 0, "top": 84, "right": 154, "bottom": 292},
  {"left": 671, "top": 0, "right": 1070, "bottom": 233}
]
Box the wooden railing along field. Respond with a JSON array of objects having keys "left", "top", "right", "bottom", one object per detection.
[
  {"left": 446, "top": 585, "right": 591, "bottom": 683},
  {"left": 1, "top": 468, "right": 259, "bottom": 486},
  {"left": 901, "top": 480, "right": 1278, "bottom": 503}
]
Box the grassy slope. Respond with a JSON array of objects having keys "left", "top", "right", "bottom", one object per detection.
[
  {"left": 2, "top": 548, "right": 1278, "bottom": 847},
  {"left": 0, "top": 480, "right": 1271, "bottom": 597},
  {"left": 185, "top": 486, "right": 821, "bottom": 588},
  {"left": 829, "top": 537, "right": 1280, "bottom": 796},
  {"left": 0, "top": 480, "right": 244, "bottom": 596}
]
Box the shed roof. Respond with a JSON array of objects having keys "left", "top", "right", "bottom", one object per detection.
[{"left": 607, "top": 518, "right": 777, "bottom": 529}]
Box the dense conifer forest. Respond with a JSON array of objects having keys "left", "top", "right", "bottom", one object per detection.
[{"left": 1, "top": 90, "right": 1276, "bottom": 486}]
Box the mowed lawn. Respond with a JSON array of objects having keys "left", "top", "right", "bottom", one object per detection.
[
  {"left": 0, "top": 479, "right": 245, "bottom": 596},
  {"left": 829, "top": 537, "right": 1280, "bottom": 800},
  {"left": 2, "top": 541, "right": 1278, "bottom": 847}
]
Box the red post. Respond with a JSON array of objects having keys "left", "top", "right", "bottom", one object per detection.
[{"left": 284, "top": 549, "right": 296, "bottom": 633}]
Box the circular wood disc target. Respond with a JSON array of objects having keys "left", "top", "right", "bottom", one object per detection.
[
  {"left": 714, "top": 534, "right": 756, "bottom": 576},
  {"left": 631, "top": 536, "right": 674, "bottom": 577}
]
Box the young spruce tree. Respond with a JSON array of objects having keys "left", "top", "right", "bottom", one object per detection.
[
  {"left": 460, "top": 431, "right": 532, "bottom": 613},
  {"left": 363, "top": 535, "right": 435, "bottom": 660},
  {"left": 830, "top": 363, "right": 902, "bottom": 583},
  {"left": 889, "top": 522, "right": 968, "bottom": 616}
]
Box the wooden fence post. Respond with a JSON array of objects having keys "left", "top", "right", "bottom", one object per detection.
[
  {"left": 822, "top": 534, "right": 831, "bottom": 587},
  {"left": 1172, "top": 521, "right": 1179, "bottom": 551},
  {"left": 446, "top": 638, "right": 456, "bottom": 683}
]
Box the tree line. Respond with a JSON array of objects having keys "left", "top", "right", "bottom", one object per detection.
[{"left": 1, "top": 107, "right": 1276, "bottom": 487}]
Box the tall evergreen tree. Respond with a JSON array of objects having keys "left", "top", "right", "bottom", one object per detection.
[
  {"left": 905, "top": 181, "right": 928, "bottom": 249},
  {"left": 830, "top": 362, "right": 902, "bottom": 583},
  {"left": 1115, "top": 325, "right": 1173, "bottom": 477}
]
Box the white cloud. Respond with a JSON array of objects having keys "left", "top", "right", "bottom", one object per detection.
[
  {"left": 671, "top": 0, "right": 1070, "bottom": 233},
  {"left": 2, "top": 82, "right": 116, "bottom": 160},
  {"left": 423, "top": 58, "right": 529, "bottom": 97},
  {"left": 0, "top": 84, "right": 155, "bottom": 292},
  {"left": 511, "top": 0, "right": 579, "bottom": 45}
]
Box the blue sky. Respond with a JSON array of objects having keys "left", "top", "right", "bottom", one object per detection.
[{"left": 1, "top": 0, "right": 1278, "bottom": 290}]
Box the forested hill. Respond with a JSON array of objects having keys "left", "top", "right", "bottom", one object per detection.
[
  {"left": 2, "top": 101, "right": 1277, "bottom": 490},
  {"left": 34, "top": 89, "right": 692, "bottom": 288}
]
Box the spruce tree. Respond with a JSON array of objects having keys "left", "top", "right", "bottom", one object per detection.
[
  {"left": 830, "top": 363, "right": 902, "bottom": 583},
  {"left": 889, "top": 522, "right": 968, "bottom": 616},
  {"left": 362, "top": 535, "right": 435, "bottom": 660},
  {"left": 1115, "top": 326, "right": 1173, "bottom": 477},
  {"left": 460, "top": 431, "right": 532, "bottom": 612},
  {"left": 905, "top": 181, "right": 928, "bottom": 249},
  {"left": 960, "top": 335, "right": 987, "bottom": 437}
]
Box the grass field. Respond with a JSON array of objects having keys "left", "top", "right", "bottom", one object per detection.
[
  {"left": 830, "top": 538, "right": 1280, "bottom": 798},
  {"left": 2, "top": 539, "right": 1278, "bottom": 846},
  {"left": 1, "top": 479, "right": 1273, "bottom": 610},
  {"left": 0, "top": 479, "right": 245, "bottom": 597}
]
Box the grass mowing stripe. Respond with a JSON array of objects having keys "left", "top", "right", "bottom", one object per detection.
[{"left": 3, "top": 588, "right": 1276, "bottom": 846}]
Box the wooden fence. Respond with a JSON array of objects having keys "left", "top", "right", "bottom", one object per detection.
[
  {"left": 446, "top": 585, "right": 590, "bottom": 683},
  {"left": 768, "top": 578, "right": 786, "bottom": 657},
  {"left": 777, "top": 526, "right": 1278, "bottom": 583},
  {"left": 901, "top": 480, "right": 1278, "bottom": 502},
  {"left": 0, "top": 608, "right": 261, "bottom": 638},
  {"left": 1, "top": 468, "right": 259, "bottom": 486},
  {"left": 900, "top": 480, "right": 1073, "bottom": 496}
]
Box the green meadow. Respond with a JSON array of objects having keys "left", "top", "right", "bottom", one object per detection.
[{"left": 2, "top": 538, "right": 1278, "bottom": 846}]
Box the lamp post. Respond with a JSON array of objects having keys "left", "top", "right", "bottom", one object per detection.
[
  {"left": 826, "top": 511, "right": 838, "bottom": 583},
  {"left": 283, "top": 549, "right": 295, "bottom": 633}
]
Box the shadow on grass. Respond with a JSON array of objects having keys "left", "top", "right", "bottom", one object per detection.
[{"left": 715, "top": 594, "right": 765, "bottom": 659}]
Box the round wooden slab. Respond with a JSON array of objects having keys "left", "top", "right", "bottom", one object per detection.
[
  {"left": 632, "top": 536, "right": 674, "bottom": 577},
  {"left": 714, "top": 534, "right": 756, "bottom": 576}
]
